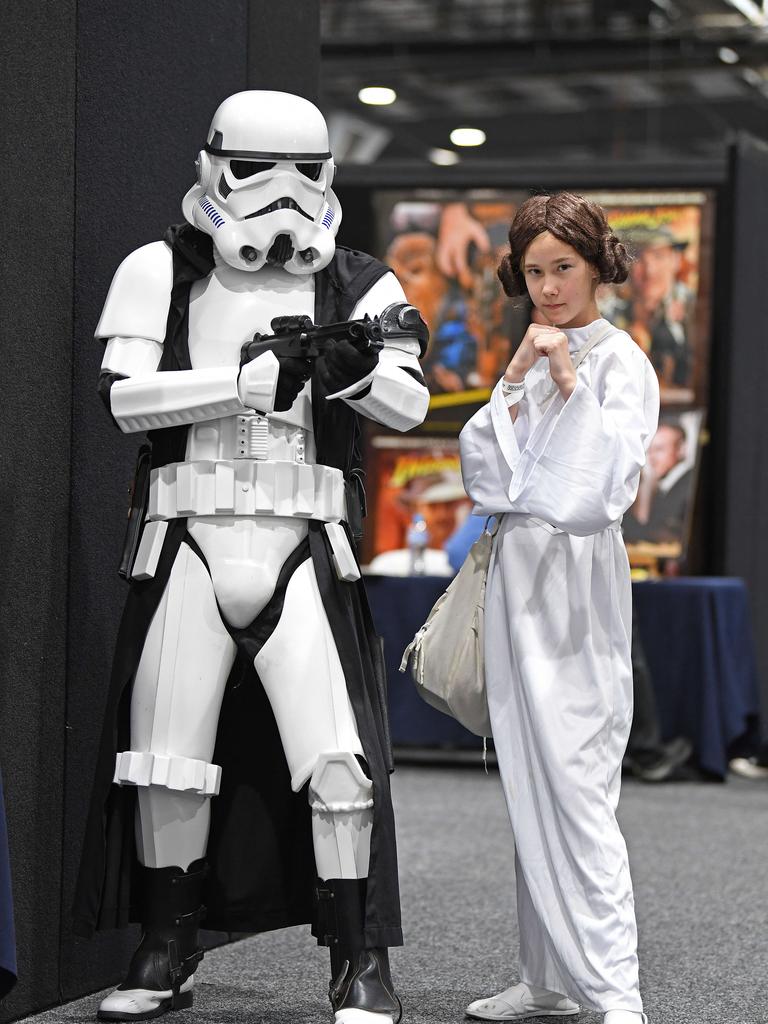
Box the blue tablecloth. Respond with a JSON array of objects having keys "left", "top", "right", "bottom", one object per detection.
[
  {"left": 631, "top": 578, "right": 760, "bottom": 777},
  {"left": 366, "top": 575, "right": 760, "bottom": 779},
  {"left": 0, "top": 768, "right": 17, "bottom": 1000}
]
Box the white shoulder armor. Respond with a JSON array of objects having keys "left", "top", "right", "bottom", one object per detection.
[{"left": 95, "top": 241, "right": 174, "bottom": 343}]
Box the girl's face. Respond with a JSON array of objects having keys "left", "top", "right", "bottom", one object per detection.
[{"left": 522, "top": 230, "right": 600, "bottom": 329}]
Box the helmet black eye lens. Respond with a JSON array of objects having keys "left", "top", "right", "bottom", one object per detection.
[
  {"left": 229, "top": 160, "right": 276, "bottom": 179},
  {"left": 297, "top": 162, "right": 322, "bottom": 181}
]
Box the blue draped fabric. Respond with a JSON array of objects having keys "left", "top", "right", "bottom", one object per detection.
[
  {"left": 0, "top": 768, "right": 16, "bottom": 1000},
  {"left": 631, "top": 578, "right": 760, "bottom": 777},
  {"left": 367, "top": 575, "right": 760, "bottom": 778}
]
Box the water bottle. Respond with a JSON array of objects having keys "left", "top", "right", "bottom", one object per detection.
[{"left": 406, "top": 513, "right": 430, "bottom": 576}]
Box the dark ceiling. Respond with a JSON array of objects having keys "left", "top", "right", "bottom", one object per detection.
[{"left": 319, "top": 0, "right": 768, "bottom": 176}]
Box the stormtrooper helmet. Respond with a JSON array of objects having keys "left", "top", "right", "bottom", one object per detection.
[{"left": 182, "top": 91, "right": 341, "bottom": 274}]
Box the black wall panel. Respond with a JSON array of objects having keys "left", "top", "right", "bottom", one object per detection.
[
  {"left": 61, "top": 0, "right": 250, "bottom": 1002},
  {"left": 0, "top": 2, "right": 77, "bottom": 1019},
  {"left": 720, "top": 134, "right": 768, "bottom": 742},
  {"left": 0, "top": 2, "right": 320, "bottom": 1019}
]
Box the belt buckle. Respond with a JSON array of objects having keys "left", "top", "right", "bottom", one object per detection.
[{"left": 236, "top": 413, "right": 269, "bottom": 460}]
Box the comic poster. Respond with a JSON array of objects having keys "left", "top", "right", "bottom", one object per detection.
[
  {"left": 376, "top": 189, "right": 713, "bottom": 410},
  {"left": 375, "top": 193, "right": 529, "bottom": 410}
]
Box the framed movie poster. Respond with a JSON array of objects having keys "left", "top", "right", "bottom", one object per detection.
[
  {"left": 585, "top": 191, "right": 714, "bottom": 408},
  {"left": 622, "top": 409, "right": 706, "bottom": 562},
  {"left": 362, "top": 436, "right": 471, "bottom": 574}
]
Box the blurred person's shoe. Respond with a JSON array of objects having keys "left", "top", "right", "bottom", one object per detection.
[
  {"left": 728, "top": 756, "right": 768, "bottom": 780},
  {"left": 630, "top": 736, "right": 692, "bottom": 782},
  {"left": 466, "top": 982, "right": 579, "bottom": 1020}
]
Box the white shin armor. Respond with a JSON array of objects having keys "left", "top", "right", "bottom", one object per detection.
[{"left": 309, "top": 751, "right": 374, "bottom": 881}]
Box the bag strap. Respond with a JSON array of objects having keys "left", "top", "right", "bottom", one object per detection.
[
  {"left": 483, "top": 515, "right": 500, "bottom": 537},
  {"left": 541, "top": 321, "right": 615, "bottom": 406}
]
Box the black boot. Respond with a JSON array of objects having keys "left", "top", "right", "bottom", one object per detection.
[
  {"left": 97, "top": 860, "right": 207, "bottom": 1021},
  {"left": 315, "top": 879, "right": 402, "bottom": 1023}
]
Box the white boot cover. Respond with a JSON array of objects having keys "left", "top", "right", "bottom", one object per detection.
[
  {"left": 98, "top": 975, "right": 194, "bottom": 1019},
  {"left": 334, "top": 1009, "right": 395, "bottom": 1024},
  {"left": 604, "top": 1013, "right": 648, "bottom": 1024},
  {"left": 466, "top": 981, "right": 579, "bottom": 1021}
]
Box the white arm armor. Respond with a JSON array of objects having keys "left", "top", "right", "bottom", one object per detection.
[
  {"left": 97, "top": 240, "right": 279, "bottom": 433},
  {"left": 328, "top": 273, "right": 430, "bottom": 432}
]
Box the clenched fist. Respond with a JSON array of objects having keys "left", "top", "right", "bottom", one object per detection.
[{"left": 505, "top": 323, "right": 577, "bottom": 399}]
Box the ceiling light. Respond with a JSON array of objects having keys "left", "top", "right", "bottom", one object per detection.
[
  {"left": 724, "top": 0, "right": 767, "bottom": 27},
  {"left": 741, "top": 66, "right": 764, "bottom": 86},
  {"left": 358, "top": 86, "right": 397, "bottom": 106},
  {"left": 450, "top": 127, "right": 486, "bottom": 147},
  {"left": 429, "top": 148, "right": 460, "bottom": 166},
  {"left": 718, "top": 46, "right": 740, "bottom": 63}
]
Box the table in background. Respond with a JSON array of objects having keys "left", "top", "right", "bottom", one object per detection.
[{"left": 366, "top": 575, "right": 760, "bottom": 779}]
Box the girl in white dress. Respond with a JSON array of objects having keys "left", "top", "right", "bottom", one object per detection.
[{"left": 459, "top": 193, "right": 659, "bottom": 1024}]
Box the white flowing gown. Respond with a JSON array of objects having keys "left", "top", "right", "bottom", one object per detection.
[{"left": 459, "top": 319, "right": 659, "bottom": 1013}]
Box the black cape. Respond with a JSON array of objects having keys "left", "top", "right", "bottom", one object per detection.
[{"left": 73, "top": 226, "right": 403, "bottom": 949}]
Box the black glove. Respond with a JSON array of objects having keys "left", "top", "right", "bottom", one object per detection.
[
  {"left": 269, "top": 316, "right": 314, "bottom": 411},
  {"left": 274, "top": 354, "right": 312, "bottom": 411},
  {"left": 316, "top": 338, "right": 378, "bottom": 394}
]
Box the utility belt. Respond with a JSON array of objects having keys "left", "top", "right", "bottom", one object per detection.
[
  {"left": 119, "top": 447, "right": 358, "bottom": 586},
  {"left": 147, "top": 458, "right": 346, "bottom": 522}
]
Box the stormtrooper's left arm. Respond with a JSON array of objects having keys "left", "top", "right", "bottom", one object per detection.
[{"left": 322, "top": 273, "right": 430, "bottom": 432}]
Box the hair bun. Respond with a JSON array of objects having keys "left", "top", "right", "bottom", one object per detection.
[
  {"left": 605, "top": 232, "right": 631, "bottom": 285},
  {"left": 497, "top": 252, "right": 521, "bottom": 297}
]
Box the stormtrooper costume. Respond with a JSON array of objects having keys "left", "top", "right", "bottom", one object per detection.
[{"left": 73, "top": 92, "right": 429, "bottom": 1024}]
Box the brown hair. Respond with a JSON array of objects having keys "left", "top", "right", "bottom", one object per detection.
[{"left": 497, "top": 192, "right": 631, "bottom": 297}]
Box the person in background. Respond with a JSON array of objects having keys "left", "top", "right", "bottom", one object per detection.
[
  {"left": 459, "top": 192, "right": 659, "bottom": 1024},
  {"left": 624, "top": 609, "right": 692, "bottom": 782}
]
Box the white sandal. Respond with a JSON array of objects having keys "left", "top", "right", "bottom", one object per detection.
[{"left": 466, "top": 982, "right": 579, "bottom": 1020}]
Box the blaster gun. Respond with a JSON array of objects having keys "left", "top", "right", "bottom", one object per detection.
[{"left": 240, "top": 301, "right": 429, "bottom": 365}]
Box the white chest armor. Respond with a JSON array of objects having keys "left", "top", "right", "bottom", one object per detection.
[
  {"left": 186, "top": 262, "right": 316, "bottom": 463},
  {"left": 146, "top": 261, "right": 347, "bottom": 525}
]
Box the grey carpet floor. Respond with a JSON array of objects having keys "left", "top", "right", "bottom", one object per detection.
[{"left": 23, "top": 766, "right": 768, "bottom": 1024}]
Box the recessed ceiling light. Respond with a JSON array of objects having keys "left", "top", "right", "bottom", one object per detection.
[
  {"left": 429, "top": 148, "right": 460, "bottom": 166},
  {"left": 450, "top": 127, "right": 486, "bottom": 147},
  {"left": 724, "top": 0, "right": 767, "bottom": 27},
  {"left": 718, "top": 46, "right": 740, "bottom": 64},
  {"left": 358, "top": 86, "right": 397, "bottom": 106}
]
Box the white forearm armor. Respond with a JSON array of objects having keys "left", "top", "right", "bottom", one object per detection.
[
  {"left": 330, "top": 341, "right": 429, "bottom": 432},
  {"left": 335, "top": 273, "right": 430, "bottom": 432},
  {"left": 104, "top": 343, "right": 280, "bottom": 433}
]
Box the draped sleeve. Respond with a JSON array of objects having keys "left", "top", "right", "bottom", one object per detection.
[{"left": 459, "top": 332, "right": 660, "bottom": 535}]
